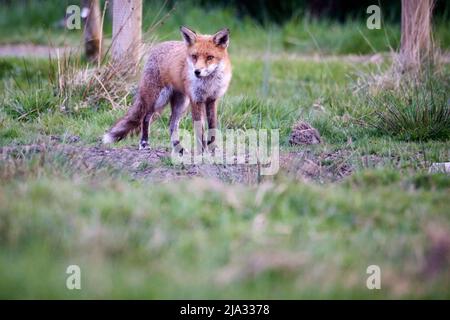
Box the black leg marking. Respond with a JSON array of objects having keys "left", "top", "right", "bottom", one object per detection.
[{"left": 139, "top": 140, "right": 149, "bottom": 150}]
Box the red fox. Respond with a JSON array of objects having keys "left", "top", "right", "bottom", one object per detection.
[{"left": 102, "top": 26, "right": 232, "bottom": 153}]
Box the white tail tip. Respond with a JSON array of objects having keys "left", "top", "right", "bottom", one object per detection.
[{"left": 102, "top": 133, "right": 114, "bottom": 144}]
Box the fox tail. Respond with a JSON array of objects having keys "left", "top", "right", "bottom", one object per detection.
[{"left": 102, "top": 97, "right": 146, "bottom": 144}]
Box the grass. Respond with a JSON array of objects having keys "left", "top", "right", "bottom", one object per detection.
[
  {"left": 1, "top": 51, "right": 449, "bottom": 298},
  {"left": 1, "top": 162, "right": 449, "bottom": 299},
  {"left": 369, "top": 74, "right": 450, "bottom": 141},
  {"left": 0, "top": 55, "right": 369, "bottom": 146},
  {"left": 0, "top": 1, "right": 450, "bottom": 299}
]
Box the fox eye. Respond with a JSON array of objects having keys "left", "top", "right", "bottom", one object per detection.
[
  {"left": 191, "top": 54, "right": 198, "bottom": 61},
  {"left": 206, "top": 55, "right": 214, "bottom": 61}
]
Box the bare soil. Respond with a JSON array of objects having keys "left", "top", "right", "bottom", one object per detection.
[{"left": 1, "top": 137, "right": 356, "bottom": 184}]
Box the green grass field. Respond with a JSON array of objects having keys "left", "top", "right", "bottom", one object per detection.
[{"left": 0, "top": 1, "right": 449, "bottom": 299}]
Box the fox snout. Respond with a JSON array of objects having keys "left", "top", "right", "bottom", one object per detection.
[{"left": 194, "top": 67, "right": 213, "bottom": 78}]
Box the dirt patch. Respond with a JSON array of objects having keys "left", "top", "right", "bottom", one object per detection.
[
  {"left": 0, "top": 141, "right": 261, "bottom": 183},
  {"left": 0, "top": 138, "right": 357, "bottom": 183},
  {"left": 281, "top": 149, "right": 352, "bottom": 182}
]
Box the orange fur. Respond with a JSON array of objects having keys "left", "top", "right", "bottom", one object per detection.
[{"left": 103, "top": 26, "right": 232, "bottom": 153}]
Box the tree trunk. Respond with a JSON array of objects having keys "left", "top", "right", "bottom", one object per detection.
[
  {"left": 82, "top": 0, "right": 102, "bottom": 63},
  {"left": 111, "top": 0, "right": 142, "bottom": 73},
  {"left": 399, "top": 0, "right": 434, "bottom": 70}
]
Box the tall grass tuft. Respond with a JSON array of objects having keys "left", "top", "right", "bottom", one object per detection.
[
  {"left": 3, "top": 87, "right": 59, "bottom": 121},
  {"left": 368, "top": 73, "right": 450, "bottom": 141}
]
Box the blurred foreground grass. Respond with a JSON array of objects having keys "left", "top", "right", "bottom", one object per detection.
[
  {"left": 0, "top": 0, "right": 449, "bottom": 299},
  {"left": 1, "top": 165, "right": 449, "bottom": 298}
]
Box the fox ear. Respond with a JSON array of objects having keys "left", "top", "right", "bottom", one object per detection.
[
  {"left": 213, "top": 28, "right": 230, "bottom": 48},
  {"left": 180, "top": 26, "right": 197, "bottom": 46}
]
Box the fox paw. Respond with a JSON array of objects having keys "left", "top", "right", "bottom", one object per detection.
[
  {"left": 172, "top": 143, "right": 187, "bottom": 155},
  {"left": 207, "top": 141, "right": 219, "bottom": 153},
  {"left": 139, "top": 141, "right": 149, "bottom": 150}
]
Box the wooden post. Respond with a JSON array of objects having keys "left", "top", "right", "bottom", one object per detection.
[
  {"left": 82, "top": 0, "right": 102, "bottom": 63},
  {"left": 399, "top": 0, "right": 434, "bottom": 69},
  {"left": 111, "top": 0, "right": 142, "bottom": 72}
]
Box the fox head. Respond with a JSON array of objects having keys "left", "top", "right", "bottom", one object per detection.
[{"left": 180, "top": 26, "right": 230, "bottom": 78}]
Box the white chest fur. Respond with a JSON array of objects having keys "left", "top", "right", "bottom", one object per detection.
[{"left": 187, "top": 61, "right": 231, "bottom": 103}]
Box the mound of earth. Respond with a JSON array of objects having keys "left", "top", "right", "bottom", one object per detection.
[{"left": 289, "top": 121, "right": 321, "bottom": 145}]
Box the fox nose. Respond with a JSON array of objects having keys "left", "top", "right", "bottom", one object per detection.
[{"left": 194, "top": 69, "right": 201, "bottom": 77}]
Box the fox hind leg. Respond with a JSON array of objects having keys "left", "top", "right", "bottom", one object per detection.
[
  {"left": 139, "top": 86, "right": 172, "bottom": 150},
  {"left": 139, "top": 111, "right": 155, "bottom": 150},
  {"left": 169, "top": 92, "right": 189, "bottom": 154}
]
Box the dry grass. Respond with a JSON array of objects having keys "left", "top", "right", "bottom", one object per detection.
[{"left": 51, "top": 0, "right": 174, "bottom": 113}]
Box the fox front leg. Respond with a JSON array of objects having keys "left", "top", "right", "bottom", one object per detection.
[
  {"left": 169, "top": 92, "right": 189, "bottom": 154},
  {"left": 191, "top": 101, "right": 206, "bottom": 154},
  {"left": 206, "top": 99, "right": 219, "bottom": 152}
]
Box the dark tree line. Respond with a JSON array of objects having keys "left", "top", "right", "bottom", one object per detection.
[
  {"left": 1, "top": 0, "right": 449, "bottom": 24},
  {"left": 182, "top": 0, "right": 449, "bottom": 23}
]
